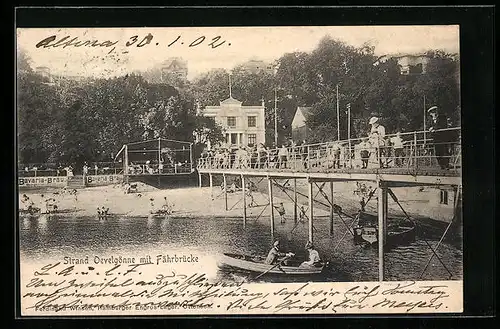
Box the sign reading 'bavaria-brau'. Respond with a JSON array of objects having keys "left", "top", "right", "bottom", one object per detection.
[{"left": 18, "top": 176, "right": 68, "bottom": 187}]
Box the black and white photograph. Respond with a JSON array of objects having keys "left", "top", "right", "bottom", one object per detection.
[{"left": 16, "top": 24, "right": 463, "bottom": 315}]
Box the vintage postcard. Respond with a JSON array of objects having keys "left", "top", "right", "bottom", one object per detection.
[{"left": 16, "top": 25, "right": 463, "bottom": 316}]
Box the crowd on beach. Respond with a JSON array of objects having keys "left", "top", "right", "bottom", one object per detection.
[{"left": 199, "top": 107, "right": 458, "bottom": 171}]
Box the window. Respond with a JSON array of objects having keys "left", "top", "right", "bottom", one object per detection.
[
  {"left": 247, "top": 116, "right": 257, "bottom": 127},
  {"left": 227, "top": 116, "right": 236, "bottom": 127},
  {"left": 230, "top": 133, "right": 237, "bottom": 145},
  {"left": 247, "top": 134, "right": 257, "bottom": 146},
  {"left": 440, "top": 190, "right": 449, "bottom": 205}
]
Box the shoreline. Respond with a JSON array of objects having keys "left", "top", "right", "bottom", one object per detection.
[
  {"left": 18, "top": 180, "right": 459, "bottom": 235},
  {"left": 18, "top": 182, "right": 331, "bottom": 219}
]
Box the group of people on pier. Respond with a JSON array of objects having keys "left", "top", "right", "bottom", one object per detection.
[{"left": 198, "top": 106, "right": 458, "bottom": 171}]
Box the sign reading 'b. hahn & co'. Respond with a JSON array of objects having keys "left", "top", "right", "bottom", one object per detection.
[{"left": 85, "top": 175, "right": 123, "bottom": 186}]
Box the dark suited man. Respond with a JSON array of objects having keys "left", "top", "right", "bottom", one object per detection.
[{"left": 427, "top": 106, "right": 452, "bottom": 169}]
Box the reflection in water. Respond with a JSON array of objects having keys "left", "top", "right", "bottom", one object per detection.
[
  {"left": 19, "top": 214, "right": 462, "bottom": 282},
  {"left": 37, "top": 214, "right": 49, "bottom": 234}
]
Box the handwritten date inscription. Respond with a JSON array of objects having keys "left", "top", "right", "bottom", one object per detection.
[
  {"left": 22, "top": 262, "right": 458, "bottom": 315},
  {"left": 35, "top": 34, "right": 229, "bottom": 54}
]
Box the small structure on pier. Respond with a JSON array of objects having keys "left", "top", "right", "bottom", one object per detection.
[{"left": 114, "top": 138, "right": 194, "bottom": 182}]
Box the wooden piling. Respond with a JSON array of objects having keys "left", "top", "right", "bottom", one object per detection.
[
  {"left": 124, "top": 144, "right": 129, "bottom": 184},
  {"left": 242, "top": 175, "right": 246, "bottom": 227},
  {"left": 329, "top": 181, "right": 334, "bottom": 235},
  {"left": 293, "top": 178, "right": 298, "bottom": 223},
  {"left": 209, "top": 173, "right": 213, "bottom": 198},
  {"left": 378, "top": 182, "right": 388, "bottom": 281},
  {"left": 268, "top": 177, "right": 275, "bottom": 236},
  {"left": 223, "top": 174, "right": 228, "bottom": 211},
  {"left": 308, "top": 180, "right": 314, "bottom": 243}
]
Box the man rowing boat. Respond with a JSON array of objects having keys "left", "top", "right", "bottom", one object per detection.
[{"left": 264, "top": 240, "right": 294, "bottom": 265}]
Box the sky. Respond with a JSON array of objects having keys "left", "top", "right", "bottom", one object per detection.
[{"left": 16, "top": 26, "right": 459, "bottom": 80}]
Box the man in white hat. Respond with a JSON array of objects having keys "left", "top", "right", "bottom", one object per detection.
[
  {"left": 368, "top": 116, "right": 387, "bottom": 168},
  {"left": 427, "top": 106, "right": 452, "bottom": 169},
  {"left": 264, "top": 240, "right": 294, "bottom": 265}
]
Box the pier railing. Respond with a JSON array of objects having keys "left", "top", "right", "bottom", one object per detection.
[
  {"left": 125, "top": 161, "right": 194, "bottom": 175},
  {"left": 197, "top": 127, "right": 461, "bottom": 175},
  {"left": 18, "top": 161, "right": 123, "bottom": 177}
]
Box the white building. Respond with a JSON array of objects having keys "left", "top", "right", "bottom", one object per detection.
[
  {"left": 373, "top": 53, "right": 431, "bottom": 75},
  {"left": 203, "top": 97, "right": 266, "bottom": 148}
]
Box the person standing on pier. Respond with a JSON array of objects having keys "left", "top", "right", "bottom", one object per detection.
[
  {"left": 390, "top": 131, "right": 405, "bottom": 167},
  {"left": 278, "top": 144, "right": 289, "bottom": 169},
  {"left": 368, "top": 117, "right": 387, "bottom": 168},
  {"left": 300, "top": 140, "right": 308, "bottom": 169},
  {"left": 427, "top": 106, "right": 452, "bottom": 170},
  {"left": 359, "top": 138, "right": 371, "bottom": 169}
]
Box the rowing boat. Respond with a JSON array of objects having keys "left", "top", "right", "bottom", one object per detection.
[
  {"left": 353, "top": 212, "right": 416, "bottom": 248},
  {"left": 217, "top": 253, "right": 326, "bottom": 275}
]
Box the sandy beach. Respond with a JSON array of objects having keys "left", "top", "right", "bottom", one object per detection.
[{"left": 18, "top": 182, "right": 332, "bottom": 219}]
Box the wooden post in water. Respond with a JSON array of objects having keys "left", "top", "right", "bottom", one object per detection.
[
  {"left": 329, "top": 181, "right": 334, "bottom": 235},
  {"left": 124, "top": 144, "right": 129, "bottom": 184},
  {"left": 223, "top": 174, "right": 228, "bottom": 211},
  {"left": 268, "top": 177, "right": 275, "bottom": 237},
  {"left": 241, "top": 174, "right": 247, "bottom": 228},
  {"left": 378, "top": 181, "right": 388, "bottom": 281},
  {"left": 308, "top": 179, "right": 314, "bottom": 243},
  {"left": 209, "top": 173, "right": 213, "bottom": 198},
  {"left": 293, "top": 178, "right": 298, "bottom": 223}
]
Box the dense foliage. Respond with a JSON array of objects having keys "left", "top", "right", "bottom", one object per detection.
[{"left": 17, "top": 36, "right": 459, "bottom": 166}]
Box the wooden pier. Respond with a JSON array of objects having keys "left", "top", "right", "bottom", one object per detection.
[{"left": 197, "top": 130, "right": 461, "bottom": 281}]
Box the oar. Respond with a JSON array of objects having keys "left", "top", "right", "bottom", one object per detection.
[{"left": 254, "top": 255, "right": 291, "bottom": 280}]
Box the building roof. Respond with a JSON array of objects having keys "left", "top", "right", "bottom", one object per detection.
[
  {"left": 297, "top": 106, "right": 313, "bottom": 118},
  {"left": 220, "top": 97, "right": 243, "bottom": 106},
  {"left": 292, "top": 106, "right": 313, "bottom": 129}
]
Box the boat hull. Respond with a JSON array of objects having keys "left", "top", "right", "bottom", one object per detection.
[{"left": 217, "top": 253, "right": 325, "bottom": 275}]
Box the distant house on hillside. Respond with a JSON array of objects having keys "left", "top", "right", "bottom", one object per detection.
[
  {"left": 35, "top": 66, "right": 50, "bottom": 78},
  {"left": 291, "top": 106, "right": 313, "bottom": 142},
  {"left": 373, "top": 53, "right": 431, "bottom": 75},
  {"left": 160, "top": 57, "right": 188, "bottom": 82},
  {"left": 239, "top": 58, "right": 275, "bottom": 74},
  {"left": 142, "top": 57, "right": 188, "bottom": 86}
]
